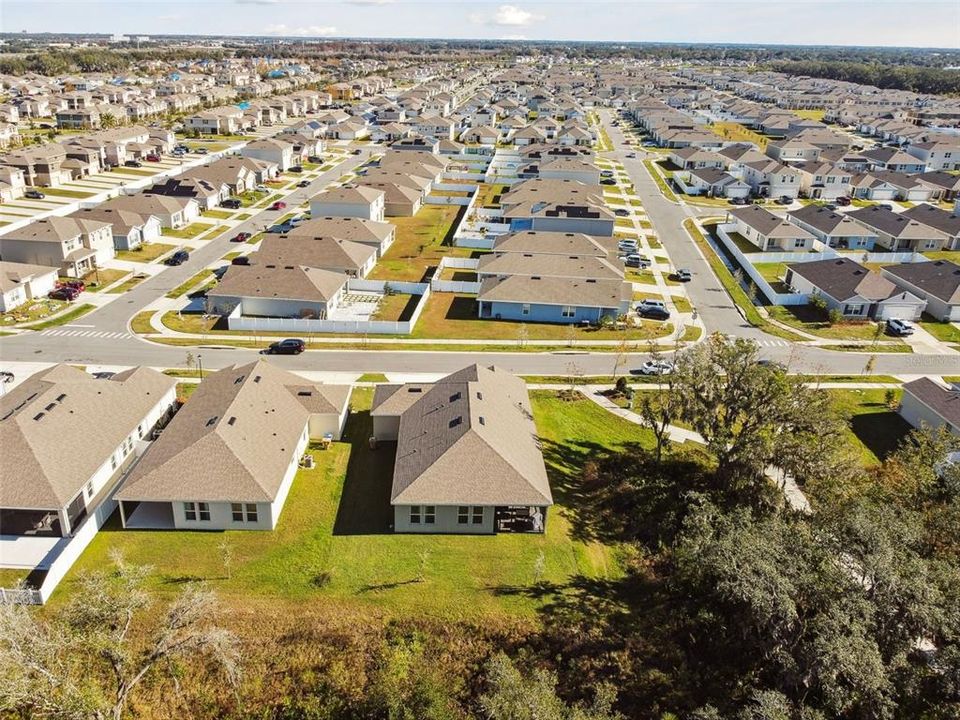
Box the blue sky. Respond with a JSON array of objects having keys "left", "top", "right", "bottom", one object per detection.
[{"left": 3, "top": 1, "right": 959, "bottom": 48}]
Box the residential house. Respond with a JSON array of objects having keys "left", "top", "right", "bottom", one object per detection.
[
  {"left": 862, "top": 147, "right": 926, "bottom": 174},
  {"left": 69, "top": 206, "right": 161, "bottom": 251},
  {"left": 788, "top": 205, "right": 877, "bottom": 250},
  {"left": 0, "top": 261, "right": 58, "bottom": 312},
  {"left": 254, "top": 235, "right": 377, "bottom": 279},
  {"left": 206, "top": 263, "right": 350, "bottom": 320},
  {"left": 3, "top": 145, "right": 70, "bottom": 187},
  {"left": 881, "top": 260, "right": 960, "bottom": 321},
  {"left": 241, "top": 138, "right": 295, "bottom": 172},
  {"left": 503, "top": 201, "right": 615, "bottom": 237},
  {"left": 765, "top": 137, "right": 822, "bottom": 163},
  {"left": 848, "top": 206, "right": 949, "bottom": 252},
  {"left": 727, "top": 205, "right": 817, "bottom": 251},
  {"left": 796, "top": 162, "right": 852, "bottom": 200},
  {"left": 371, "top": 364, "right": 552, "bottom": 534},
  {"left": 102, "top": 193, "right": 200, "bottom": 229},
  {"left": 905, "top": 142, "right": 960, "bottom": 172},
  {"left": 115, "top": 361, "right": 350, "bottom": 531},
  {"left": 0, "top": 216, "right": 114, "bottom": 276},
  {"left": 919, "top": 171, "right": 960, "bottom": 202},
  {"left": 309, "top": 185, "right": 385, "bottom": 223},
  {"left": 784, "top": 257, "right": 924, "bottom": 320},
  {"left": 678, "top": 168, "right": 751, "bottom": 199},
  {"left": 0, "top": 166, "right": 26, "bottom": 202},
  {"left": 0, "top": 365, "right": 177, "bottom": 539},
  {"left": 668, "top": 147, "right": 725, "bottom": 171},
  {"left": 898, "top": 378, "right": 960, "bottom": 436},
  {"left": 741, "top": 159, "right": 802, "bottom": 199},
  {"left": 148, "top": 176, "right": 226, "bottom": 211},
  {"left": 900, "top": 204, "right": 960, "bottom": 250}
]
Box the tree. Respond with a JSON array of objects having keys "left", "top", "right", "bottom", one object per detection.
[
  {"left": 0, "top": 555, "right": 239, "bottom": 720},
  {"left": 479, "top": 652, "right": 623, "bottom": 720}
]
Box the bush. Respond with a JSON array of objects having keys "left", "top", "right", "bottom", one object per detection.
[{"left": 827, "top": 308, "right": 843, "bottom": 326}]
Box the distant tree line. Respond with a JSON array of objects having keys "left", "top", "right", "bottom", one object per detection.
[{"left": 768, "top": 59, "right": 960, "bottom": 95}]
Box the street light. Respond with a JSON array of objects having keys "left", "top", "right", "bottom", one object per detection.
[{"left": 197, "top": 354, "right": 203, "bottom": 380}]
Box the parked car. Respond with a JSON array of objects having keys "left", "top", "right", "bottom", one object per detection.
[
  {"left": 221, "top": 198, "right": 242, "bottom": 209},
  {"left": 835, "top": 196, "right": 851, "bottom": 206},
  {"left": 886, "top": 318, "right": 915, "bottom": 336},
  {"left": 266, "top": 338, "right": 306, "bottom": 355},
  {"left": 165, "top": 250, "right": 189, "bottom": 266},
  {"left": 775, "top": 195, "right": 792, "bottom": 205},
  {"left": 231, "top": 232, "right": 251, "bottom": 243},
  {"left": 25, "top": 189, "right": 46, "bottom": 199},
  {"left": 672, "top": 269, "right": 692, "bottom": 282},
  {"left": 352, "top": 148, "right": 362, "bottom": 155},
  {"left": 636, "top": 299, "right": 670, "bottom": 320},
  {"left": 600, "top": 178, "right": 617, "bottom": 186},
  {"left": 0, "top": 370, "right": 14, "bottom": 384},
  {"left": 618, "top": 240, "right": 639, "bottom": 250},
  {"left": 296, "top": 180, "right": 311, "bottom": 188},
  {"left": 289, "top": 165, "right": 303, "bottom": 173},
  {"left": 601, "top": 170, "right": 614, "bottom": 178},
  {"left": 308, "top": 155, "right": 322, "bottom": 163},
  {"left": 270, "top": 201, "right": 287, "bottom": 211},
  {"left": 195, "top": 147, "right": 209, "bottom": 155},
  {"left": 614, "top": 208, "right": 630, "bottom": 217},
  {"left": 635, "top": 360, "right": 674, "bottom": 376},
  {"left": 171, "top": 149, "right": 185, "bottom": 157},
  {"left": 231, "top": 255, "right": 251, "bottom": 266},
  {"left": 124, "top": 160, "right": 143, "bottom": 168},
  {"left": 728, "top": 196, "right": 748, "bottom": 206},
  {"left": 625, "top": 256, "right": 650, "bottom": 269},
  {"left": 255, "top": 184, "right": 269, "bottom": 192},
  {"left": 174, "top": 144, "right": 190, "bottom": 153},
  {"left": 49, "top": 287, "right": 79, "bottom": 301},
  {"left": 145, "top": 154, "right": 161, "bottom": 162},
  {"left": 61, "top": 279, "right": 85, "bottom": 292},
  {"left": 626, "top": 152, "right": 637, "bottom": 158}
]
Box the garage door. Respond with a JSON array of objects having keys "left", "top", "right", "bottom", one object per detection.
[{"left": 878, "top": 303, "right": 920, "bottom": 320}]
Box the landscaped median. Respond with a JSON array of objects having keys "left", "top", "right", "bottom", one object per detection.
[
  {"left": 22, "top": 303, "right": 97, "bottom": 331},
  {"left": 643, "top": 159, "right": 679, "bottom": 203},
  {"left": 165, "top": 269, "right": 216, "bottom": 299}
]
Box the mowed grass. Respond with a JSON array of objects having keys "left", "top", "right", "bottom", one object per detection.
[
  {"left": 115, "top": 242, "right": 178, "bottom": 263},
  {"left": 53, "top": 389, "right": 639, "bottom": 619},
  {"left": 410, "top": 293, "right": 673, "bottom": 341},
  {"left": 367, "top": 205, "right": 469, "bottom": 281},
  {"left": 829, "top": 388, "right": 912, "bottom": 466}
]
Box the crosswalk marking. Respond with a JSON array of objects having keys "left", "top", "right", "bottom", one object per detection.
[
  {"left": 755, "top": 339, "right": 790, "bottom": 347},
  {"left": 40, "top": 329, "right": 132, "bottom": 340}
]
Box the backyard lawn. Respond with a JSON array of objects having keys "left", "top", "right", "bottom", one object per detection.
[
  {"left": 116, "top": 242, "right": 178, "bottom": 263},
  {"left": 52, "top": 388, "right": 638, "bottom": 619},
  {"left": 370, "top": 292, "right": 418, "bottom": 322},
  {"left": 367, "top": 205, "right": 469, "bottom": 281},
  {"left": 711, "top": 121, "right": 769, "bottom": 150},
  {"left": 828, "top": 389, "right": 912, "bottom": 466}
]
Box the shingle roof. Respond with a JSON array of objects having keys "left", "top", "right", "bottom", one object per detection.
[
  {"left": 848, "top": 206, "right": 950, "bottom": 241},
  {"left": 478, "top": 274, "right": 630, "bottom": 308},
  {"left": 0, "top": 365, "right": 176, "bottom": 510},
  {"left": 786, "top": 257, "right": 899, "bottom": 302},
  {"left": 209, "top": 263, "right": 348, "bottom": 303},
  {"left": 116, "top": 361, "right": 349, "bottom": 503},
  {"left": 788, "top": 205, "right": 876, "bottom": 236},
  {"left": 883, "top": 260, "right": 960, "bottom": 304},
  {"left": 373, "top": 365, "right": 552, "bottom": 506},
  {"left": 730, "top": 205, "right": 815, "bottom": 239},
  {"left": 492, "top": 230, "right": 616, "bottom": 257},
  {"left": 902, "top": 377, "right": 960, "bottom": 428}
]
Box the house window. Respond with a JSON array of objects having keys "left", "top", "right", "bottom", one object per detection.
[
  {"left": 198, "top": 503, "right": 211, "bottom": 521},
  {"left": 184, "top": 502, "right": 197, "bottom": 521},
  {"left": 561, "top": 306, "right": 575, "bottom": 318},
  {"left": 410, "top": 506, "right": 421, "bottom": 524},
  {"left": 794, "top": 239, "right": 806, "bottom": 248},
  {"left": 424, "top": 506, "right": 436, "bottom": 524},
  {"left": 231, "top": 503, "right": 244, "bottom": 522},
  {"left": 245, "top": 504, "right": 258, "bottom": 523},
  {"left": 521, "top": 303, "right": 530, "bottom": 316},
  {"left": 111, "top": 454, "right": 117, "bottom": 471},
  {"left": 458, "top": 506, "right": 469, "bottom": 524},
  {"left": 472, "top": 507, "right": 484, "bottom": 525},
  {"left": 137, "top": 424, "right": 143, "bottom": 439},
  {"left": 86, "top": 481, "right": 94, "bottom": 499}
]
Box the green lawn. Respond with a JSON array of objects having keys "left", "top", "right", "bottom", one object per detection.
[
  {"left": 115, "top": 242, "right": 177, "bottom": 263},
  {"left": 367, "top": 205, "right": 468, "bottom": 282},
  {"left": 828, "top": 389, "right": 912, "bottom": 466},
  {"left": 766, "top": 305, "right": 889, "bottom": 341},
  {"left": 370, "top": 292, "right": 418, "bottom": 322},
  {"left": 165, "top": 269, "right": 215, "bottom": 299},
  {"left": 202, "top": 209, "right": 235, "bottom": 220},
  {"left": 918, "top": 316, "right": 960, "bottom": 343},
  {"left": 80, "top": 268, "right": 129, "bottom": 292},
  {"left": 162, "top": 223, "right": 214, "bottom": 240},
  {"left": 356, "top": 373, "right": 389, "bottom": 383},
  {"left": 52, "top": 389, "right": 637, "bottom": 619},
  {"left": 106, "top": 273, "right": 148, "bottom": 294},
  {"left": 24, "top": 303, "right": 96, "bottom": 331},
  {"left": 130, "top": 310, "right": 156, "bottom": 334},
  {"left": 1, "top": 298, "right": 68, "bottom": 326},
  {"left": 38, "top": 187, "right": 95, "bottom": 199},
  {"left": 643, "top": 160, "right": 679, "bottom": 202}
]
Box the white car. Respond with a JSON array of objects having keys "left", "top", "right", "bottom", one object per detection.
[
  {"left": 886, "top": 318, "right": 915, "bottom": 336},
  {"left": 636, "top": 299, "right": 666, "bottom": 312},
  {"left": 636, "top": 360, "right": 674, "bottom": 376},
  {"left": 255, "top": 184, "right": 269, "bottom": 192}
]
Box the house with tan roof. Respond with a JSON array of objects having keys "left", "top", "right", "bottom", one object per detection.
[
  {"left": 0, "top": 365, "right": 177, "bottom": 539},
  {"left": 503, "top": 200, "right": 616, "bottom": 237},
  {"left": 206, "top": 262, "right": 349, "bottom": 320},
  {"left": 253, "top": 235, "right": 377, "bottom": 278},
  {"left": 0, "top": 260, "right": 58, "bottom": 312},
  {"left": 0, "top": 216, "right": 114, "bottom": 277},
  {"left": 240, "top": 137, "right": 295, "bottom": 172},
  {"left": 284, "top": 216, "right": 395, "bottom": 256},
  {"left": 310, "top": 185, "right": 385, "bottom": 223},
  {"left": 898, "top": 377, "right": 960, "bottom": 437},
  {"left": 68, "top": 206, "right": 161, "bottom": 251},
  {"left": 371, "top": 365, "right": 552, "bottom": 534},
  {"left": 727, "top": 205, "right": 816, "bottom": 251},
  {"left": 101, "top": 193, "right": 200, "bottom": 229},
  {"left": 115, "top": 361, "right": 350, "bottom": 530}
]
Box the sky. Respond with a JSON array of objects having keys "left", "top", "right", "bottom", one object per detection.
[{"left": 2, "top": 0, "right": 959, "bottom": 49}]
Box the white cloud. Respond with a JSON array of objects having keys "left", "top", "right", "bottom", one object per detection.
[
  {"left": 264, "top": 23, "right": 338, "bottom": 36},
  {"left": 492, "top": 5, "right": 542, "bottom": 27},
  {"left": 157, "top": 13, "right": 183, "bottom": 21},
  {"left": 344, "top": 0, "right": 395, "bottom": 5},
  {"left": 237, "top": 0, "right": 279, "bottom": 4},
  {"left": 501, "top": 34, "right": 528, "bottom": 41}
]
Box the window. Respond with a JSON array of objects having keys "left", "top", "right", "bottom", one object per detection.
[
  {"left": 184, "top": 502, "right": 196, "bottom": 521},
  {"left": 137, "top": 424, "right": 143, "bottom": 439},
  {"left": 794, "top": 239, "right": 806, "bottom": 248},
  {"left": 86, "top": 481, "right": 94, "bottom": 499},
  {"left": 561, "top": 306, "right": 575, "bottom": 318},
  {"left": 410, "top": 506, "right": 421, "bottom": 524},
  {"left": 111, "top": 454, "right": 117, "bottom": 471},
  {"left": 424, "top": 506, "right": 436, "bottom": 524},
  {"left": 198, "top": 503, "right": 211, "bottom": 521},
  {"left": 245, "top": 504, "right": 258, "bottom": 523},
  {"left": 472, "top": 506, "right": 484, "bottom": 525},
  {"left": 521, "top": 303, "right": 530, "bottom": 316},
  {"left": 232, "top": 503, "right": 244, "bottom": 522},
  {"left": 458, "top": 506, "right": 469, "bottom": 524}
]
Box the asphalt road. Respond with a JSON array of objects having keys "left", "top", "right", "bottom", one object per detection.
[{"left": 0, "top": 123, "right": 958, "bottom": 378}]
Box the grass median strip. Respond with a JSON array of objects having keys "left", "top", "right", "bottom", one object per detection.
[
  {"left": 24, "top": 303, "right": 96, "bottom": 331},
  {"left": 643, "top": 159, "right": 679, "bottom": 202},
  {"left": 165, "top": 270, "right": 215, "bottom": 299}
]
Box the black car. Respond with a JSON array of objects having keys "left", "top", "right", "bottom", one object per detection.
[
  {"left": 614, "top": 208, "right": 630, "bottom": 217},
  {"left": 352, "top": 148, "right": 362, "bottom": 155},
  {"left": 600, "top": 178, "right": 617, "bottom": 186},
  {"left": 289, "top": 165, "right": 303, "bottom": 173},
  {"left": 166, "top": 250, "right": 189, "bottom": 266},
  {"left": 728, "top": 197, "right": 748, "bottom": 206},
  {"left": 231, "top": 255, "right": 250, "bottom": 266},
  {"left": 638, "top": 306, "right": 670, "bottom": 320},
  {"left": 775, "top": 195, "right": 792, "bottom": 205},
  {"left": 308, "top": 155, "right": 322, "bottom": 163},
  {"left": 124, "top": 160, "right": 143, "bottom": 168},
  {"left": 221, "top": 198, "right": 242, "bottom": 209},
  {"left": 296, "top": 180, "right": 311, "bottom": 187},
  {"left": 267, "top": 338, "right": 306, "bottom": 355},
  {"left": 25, "top": 189, "right": 46, "bottom": 199}
]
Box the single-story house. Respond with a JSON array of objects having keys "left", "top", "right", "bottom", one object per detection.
[
  {"left": 899, "top": 377, "right": 960, "bottom": 436},
  {"left": 115, "top": 361, "right": 350, "bottom": 530},
  {"left": 881, "top": 260, "right": 960, "bottom": 322},
  {"left": 727, "top": 205, "right": 817, "bottom": 251},
  {"left": 788, "top": 205, "right": 877, "bottom": 250},
  {"left": 371, "top": 364, "right": 552, "bottom": 534},
  {"left": 477, "top": 274, "right": 631, "bottom": 324},
  {"left": 206, "top": 263, "right": 349, "bottom": 320},
  {"left": 309, "top": 185, "right": 385, "bottom": 223},
  {"left": 848, "top": 206, "right": 949, "bottom": 252}
]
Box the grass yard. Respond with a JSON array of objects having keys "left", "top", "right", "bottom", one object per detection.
[
  {"left": 53, "top": 388, "right": 635, "bottom": 619},
  {"left": 475, "top": 183, "right": 508, "bottom": 208},
  {"left": 0, "top": 299, "right": 67, "bottom": 326},
  {"left": 39, "top": 187, "right": 95, "bottom": 199},
  {"left": 115, "top": 242, "right": 177, "bottom": 263},
  {"left": 711, "top": 121, "right": 769, "bottom": 150},
  {"left": 356, "top": 373, "right": 389, "bottom": 383},
  {"left": 370, "top": 292, "right": 418, "bottom": 322},
  {"left": 24, "top": 303, "right": 96, "bottom": 331},
  {"left": 367, "top": 205, "right": 468, "bottom": 282},
  {"left": 793, "top": 109, "right": 826, "bottom": 122},
  {"left": 410, "top": 293, "right": 673, "bottom": 342},
  {"left": 79, "top": 268, "right": 129, "bottom": 292},
  {"left": 922, "top": 250, "right": 960, "bottom": 263},
  {"left": 166, "top": 269, "right": 215, "bottom": 299},
  {"left": 162, "top": 223, "right": 214, "bottom": 240},
  {"left": 109, "top": 167, "right": 157, "bottom": 177},
  {"left": 130, "top": 311, "right": 156, "bottom": 334},
  {"left": 918, "top": 316, "right": 960, "bottom": 343},
  {"left": 106, "top": 273, "right": 148, "bottom": 294},
  {"left": 766, "top": 305, "right": 889, "bottom": 341},
  {"left": 828, "top": 389, "right": 912, "bottom": 466},
  {"left": 672, "top": 295, "right": 693, "bottom": 314},
  {"left": 202, "top": 209, "right": 235, "bottom": 220}
]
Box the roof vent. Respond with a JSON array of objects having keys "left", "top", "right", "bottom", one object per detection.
[
  {"left": 33, "top": 413, "right": 44, "bottom": 421},
  {"left": 205, "top": 416, "right": 218, "bottom": 427},
  {"left": 408, "top": 387, "right": 423, "bottom": 393},
  {"left": 227, "top": 416, "right": 237, "bottom": 426}
]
